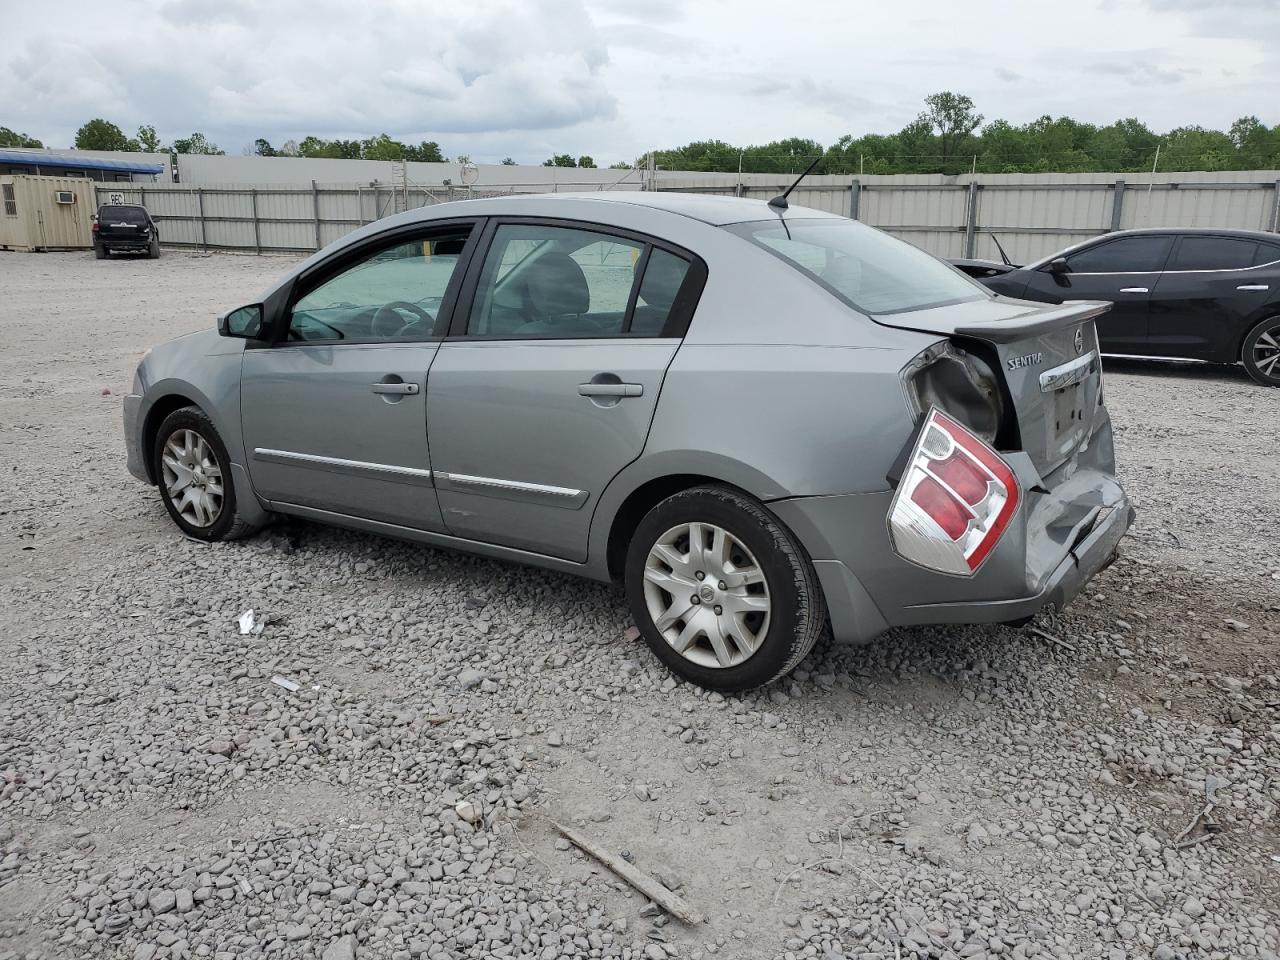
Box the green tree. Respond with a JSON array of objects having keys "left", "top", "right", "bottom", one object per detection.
[
  {"left": 404, "top": 141, "right": 445, "bottom": 162},
  {"left": 253, "top": 138, "right": 277, "bottom": 157},
  {"left": 171, "top": 132, "right": 224, "bottom": 155},
  {"left": 919, "top": 92, "right": 983, "bottom": 171},
  {"left": 360, "top": 133, "right": 405, "bottom": 160},
  {"left": 500, "top": 157, "right": 517, "bottom": 165},
  {"left": 543, "top": 153, "right": 577, "bottom": 167},
  {"left": 0, "top": 127, "right": 43, "bottom": 148},
  {"left": 74, "top": 118, "right": 138, "bottom": 151},
  {"left": 136, "top": 125, "right": 163, "bottom": 153},
  {"left": 576, "top": 155, "right": 596, "bottom": 168}
]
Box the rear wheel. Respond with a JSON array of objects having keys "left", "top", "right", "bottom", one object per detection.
[
  {"left": 148, "top": 238, "right": 161, "bottom": 259},
  {"left": 152, "top": 406, "right": 259, "bottom": 541},
  {"left": 94, "top": 244, "right": 107, "bottom": 260},
  {"left": 624, "top": 485, "right": 827, "bottom": 692},
  {"left": 1242, "top": 317, "right": 1280, "bottom": 386}
]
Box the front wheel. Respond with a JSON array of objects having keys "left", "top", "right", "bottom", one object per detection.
[
  {"left": 1242, "top": 317, "right": 1280, "bottom": 386},
  {"left": 624, "top": 485, "right": 827, "bottom": 692},
  {"left": 152, "top": 406, "right": 259, "bottom": 541}
]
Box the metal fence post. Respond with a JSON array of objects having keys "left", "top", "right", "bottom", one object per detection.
[
  {"left": 964, "top": 181, "right": 979, "bottom": 258},
  {"left": 195, "top": 188, "right": 206, "bottom": 252},
  {"left": 250, "top": 189, "right": 261, "bottom": 255},
  {"left": 311, "top": 179, "right": 321, "bottom": 250},
  {"left": 849, "top": 179, "right": 860, "bottom": 220},
  {"left": 1271, "top": 180, "right": 1280, "bottom": 233},
  {"left": 1110, "top": 180, "right": 1125, "bottom": 232},
  {"left": 357, "top": 186, "right": 364, "bottom": 226}
]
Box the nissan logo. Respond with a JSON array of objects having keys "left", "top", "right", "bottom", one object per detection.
[{"left": 1074, "top": 328, "right": 1085, "bottom": 355}]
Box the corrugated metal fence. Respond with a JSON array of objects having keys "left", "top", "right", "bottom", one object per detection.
[
  {"left": 659, "top": 171, "right": 1280, "bottom": 263},
  {"left": 91, "top": 180, "right": 640, "bottom": 254},
  {"left": 96, "top": 171, "right": 1280, "bottom": 260}
]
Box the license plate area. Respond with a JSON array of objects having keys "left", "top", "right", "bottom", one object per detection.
[{"left": 1049, "top": 382, "right": 1088, "bottom": 458}]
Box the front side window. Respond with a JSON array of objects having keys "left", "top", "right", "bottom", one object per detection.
[
  {"left": 288, "top": 230, "right": 470, "bottom": 342},
  {"left": 1255, "top": 241, "right": 1280, "bottom": 266},
  {"left": 1065, "top": 236, "right": 1172, "bottom": 273},
  {"left": 1169, "top": 236, "right": 1258, "bottom": 271},
  {"left": 726, "top": 218, "right": 984, "bottom": 314},
  {"left": 466, "top": 224, "right": 652, "bottom": 338}
]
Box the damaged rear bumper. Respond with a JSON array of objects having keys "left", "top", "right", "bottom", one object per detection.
[{"left": 771, "top": 413, "right": 1134, "bottom": 643}]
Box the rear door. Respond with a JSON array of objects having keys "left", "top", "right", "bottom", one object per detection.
[
  {"left": 1020, "top": 234, "right": 1173, "bottom": 354},
  {"left": 426, "top": 219, "right": 704, "bottom": 560},
  {"left": 240, "top": 222, "right": 477, "bottom": 531},
  {"left": 1149, "top": 235, "right": 1277, "bottom": 361},
  {"left": 97, "top": 205, "right": 149, "bottom": 245}
]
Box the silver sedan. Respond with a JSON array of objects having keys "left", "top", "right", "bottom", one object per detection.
[{"left": 124, "top": 192, "right": 1133, "bottom": 691}]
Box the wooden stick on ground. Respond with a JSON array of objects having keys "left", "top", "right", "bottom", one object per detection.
[{"left": 552, "top": 820, "right": 704, "bottom": 924}]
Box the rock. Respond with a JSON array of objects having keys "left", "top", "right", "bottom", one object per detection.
[
  {"left": 458, "top": 669, "right": 486, "bottom": 690},
  {"left": 454, "top": 799, "right": 481, "bottom": 824},
  {"left": 282, "top": 922, "right": 311, "bottom": 941},
  {"left": 1183, "top": 896, "right": 1206, "bottom": 919},
  {"left": 175, "top": 889, "right": 194, "bottom": 913},
  {"left": 323, "top": 934, "right": 358, "bottom": 960},
  {"left": 494, "top": 867, "right": 516, "bottom": 885},
  {"left": 546, "top": 730, "right": 563, "bottom": 747},
  {"left": 204, "top": 740, "right": 235, "bottom": 757},
  {"left": 149, "top": 890, "right": 177, "bottom": 915}
]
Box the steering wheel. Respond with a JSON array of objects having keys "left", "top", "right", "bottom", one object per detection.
[{"left": 371, "top": 301, "right": 434, "bottom": 339}]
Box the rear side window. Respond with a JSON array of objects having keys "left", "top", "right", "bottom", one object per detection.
[
  {"left": 1169, "top": 236, "right": 1258, "bottom": 271},
  {"left": 726, "top": 218, "right": 983, "bottom": 314},
  {"left": 98, "top": 205, "right": 147, "bottom": 224},
  {"left": 1255, "top": 241, "right": 1280, "bottom": 266},
  {"left": 631, "top": 249, "right": 692, "bottom": 336},
  {"left": 1065, "top": 236, "right": 1172, "bottom": 273}
]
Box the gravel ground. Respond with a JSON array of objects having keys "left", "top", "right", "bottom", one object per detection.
[{"left": 1, "top": 250, "right": 1277, "bottom": 960}]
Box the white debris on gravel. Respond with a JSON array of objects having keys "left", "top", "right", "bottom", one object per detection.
[{"left": 0, "top": 252, "right": 1277, "bottom": 960}]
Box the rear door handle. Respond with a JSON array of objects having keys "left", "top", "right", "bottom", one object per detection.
[
  {"left": 1237, "top": 284, "right": 1269, "bottom": 291},
  {"left": 1118, "top": 287, "right": 1149, "bottom": 293},
  {"left": 371, "top": 382, "right": 419, "bottom": 395},
  {"left": 578, "top": 382, "right": 643, "bottom": 398}
]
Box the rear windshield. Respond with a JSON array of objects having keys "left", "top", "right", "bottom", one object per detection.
[
  {"left": 98, "top": 206, "right": 147, "bottom": 224},
  {"left": 726, "top": 218, "right": 985, "bottom": 314}
]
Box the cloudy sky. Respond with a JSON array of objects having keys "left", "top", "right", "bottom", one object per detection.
[{"left": 2, "top": 0, "right": 1277, "bottom": 163}]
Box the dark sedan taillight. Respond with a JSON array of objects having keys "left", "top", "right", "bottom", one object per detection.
[{"left": 888, "top": 409, "right": 1020, "bottom": 576}]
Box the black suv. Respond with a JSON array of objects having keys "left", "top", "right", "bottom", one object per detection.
[
  {"left": 92, "top": 205, "right": 161, "bottom": 260},
  {"left": 957, "top": 229, "right": 1280, "bottom": 386}
]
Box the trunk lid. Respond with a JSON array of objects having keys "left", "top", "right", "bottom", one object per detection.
[{"left": 877, "top": 297, "right": 1110, "bottom": 476}]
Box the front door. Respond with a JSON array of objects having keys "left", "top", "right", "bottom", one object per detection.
[
  {"left": 240, "top": 225, "right": 475, "bottom": 531},
  {"left": 1023, "top": 234, "right": 1173, "bottom": 354},
  {"left": 427, "top": 220, "right": 701, "bottom": 560}
]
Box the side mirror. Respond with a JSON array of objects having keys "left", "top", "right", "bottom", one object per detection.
[
  {"left": 1048, "top": 257, "right": 1069, "bottom": 275},
  {"left": 219, "top": 303, "right": 264, "bottom": 339}
]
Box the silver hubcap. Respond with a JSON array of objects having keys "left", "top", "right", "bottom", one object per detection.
[
  {"left": 1253, "top": 326, "right": 1280, "bottom": 379},
  {"left": 161, "top": 428, "right": 223, "bottom": 528},
  {"left": 643, "top": 522, "right": 771, "bottom": 669}
]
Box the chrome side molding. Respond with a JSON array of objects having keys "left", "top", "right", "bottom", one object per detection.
[
  {"left": 253, "top": 448, "right": 435, "bottom": 486},
  {"left": 434, "top": 471, "right": 589, "bottom": 510}
]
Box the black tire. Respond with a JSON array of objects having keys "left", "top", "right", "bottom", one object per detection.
[
  {"left": 94, "top": 244, "right": 107, "bottom": 260},
  {"left": 624, "top": 485, "right": 828, "bottom": 692},
  {"left": 1241, "top": 317, "right": 1280, "bottom": 386},
  {"left": 152, "top": 406, "right": 259, "bottom": 541},
  {"left": 148, "top": 239, "right": 161, "bottom": 259}
]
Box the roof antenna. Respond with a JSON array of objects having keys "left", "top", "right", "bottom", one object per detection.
[
  {"left": 768, "top": 156, "right": 822, "bottom": 210},
  {"left": 990, "top": 232, "right": 1012, "bottom": 266}
]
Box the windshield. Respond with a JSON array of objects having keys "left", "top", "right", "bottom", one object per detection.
[
  {"left": 99, "top": 206, "right": 147, "bottom": 224},
  {"left": 726, "top": 218, "right": 986, "bottom": 314}
]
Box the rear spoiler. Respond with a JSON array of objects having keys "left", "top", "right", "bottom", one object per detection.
[{"left": 953, "top": 300, "right": 1111, "bottom": 343}]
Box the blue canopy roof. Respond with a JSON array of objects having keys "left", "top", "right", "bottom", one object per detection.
[{"left": 0, "top": 150, "right": 164, "bottom": 175}]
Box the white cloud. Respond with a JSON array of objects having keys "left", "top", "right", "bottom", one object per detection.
[{"left": 0, "top": 0, "right": 1276, "bottom": 163}]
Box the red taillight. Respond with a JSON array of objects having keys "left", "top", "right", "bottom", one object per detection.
[
  {"left": 887, "top": 409, "right": 1020, "bottom": 576},
  {"left": 91, "top": 221, "right": 99, "bottom": 231}
]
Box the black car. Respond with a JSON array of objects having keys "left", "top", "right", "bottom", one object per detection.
[
  {"left": 956, "top": 228, "right": 1280, "bottom": 386},
  {"left": 92, "top": 204, "right": 160, "bottom": 260}
]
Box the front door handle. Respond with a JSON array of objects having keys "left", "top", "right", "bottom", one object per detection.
[
  {"left": 1118, "top": 287, "right": 1149, "bottom": 293},
  {"left": 578, "top": 382, "right": 643, "bottom": 398},
  {"left": 1237, "top": 284, "right": 1269, "bottom": 291},
  {"left": 371, "top": 381, "right": 419, "bottom": 395}
]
